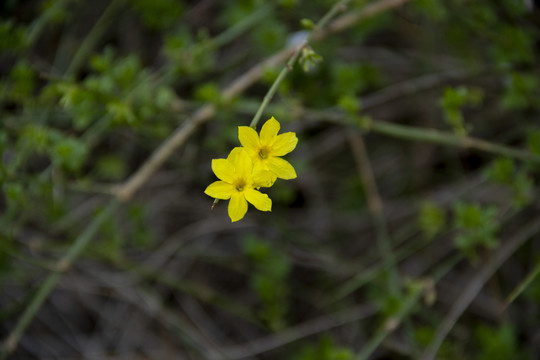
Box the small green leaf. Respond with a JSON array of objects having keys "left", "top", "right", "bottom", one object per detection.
[{"left": 419, "top": 201, "right": 445, "bottom": 239}]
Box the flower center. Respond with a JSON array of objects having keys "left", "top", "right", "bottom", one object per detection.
[
  {"left": 235, "top": 179, "right": 247, "bottom": 192},
  {"left": 258, "top": 146, "right": 270, "bottom": 159}
]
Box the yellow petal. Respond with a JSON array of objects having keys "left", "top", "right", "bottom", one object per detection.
[
  {"left": 204, "top": 181, "right": 235, "bottom": 200},
  {"left": 267, "top": 157, "right": 297, "bottom": 179},
  {"left": 252, "top": 170, "right": 277, "bottom": 188},
  {"left": 227, "top": 147, "right": 244, "bottom": 163},
  {"left": 238, "top": 126, "right": 260, "bottom": 152},
  {"left": 228, "top": 193, "right": 248, "bottom": 222},
  {"left": 260, "top": 117, "right": 280, "bottom": 146},
  {"left": 230, "top": 148, "right": 253, "bottom": 178},
  {"left": 244, "top": 189, "right": 272, "bottom": 212},
  {"left": 212, "top": 159, "right": 235, "bottom": 183},
  {"left": 271, "top": 132, "right": 298, "bottom": 157}
]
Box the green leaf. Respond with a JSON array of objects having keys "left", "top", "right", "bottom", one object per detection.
[
  {"left": 527, "top": 130, "right": 540, "bottom": 155},
  {"left": 418, "top": 201, "right": 445, "bottom": 239},
  {"left": 453, "top": 202, "right": 500, "bottom": 260}
]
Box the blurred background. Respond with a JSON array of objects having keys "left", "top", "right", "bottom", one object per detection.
[{"left": 1, "top": 0, "right": 540, "bottom": 359}]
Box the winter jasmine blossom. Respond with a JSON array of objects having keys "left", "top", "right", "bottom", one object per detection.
[
  {"left": 205, "top": 147, "right": 275, "bottom": 222},
  {"left": 238, "top": 117, "right": 298, "bottom": 179}
]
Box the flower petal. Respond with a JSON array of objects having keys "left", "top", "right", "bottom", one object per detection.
[
  {"left": 271, "top": 132, "right": 298, "bottom": 157},
  {"left": 259, "top": 117, "right": 280, "bottom": 146},
  {"left": 238, "top": 126, "right": 260, "bottom": 152},
  {"left": 212, "top": 159, "right": 235, "bottom": 183},
  {"left": 229, "top": 147, "right": 253, "bottom": 178},
  {"left": 267, "top": 157, "right": 297, "bottom": 179},
  {"left": 244, "top": 189, "right": 272, "bottom": 212},
  {"left": 252, "top": 170, "right": 277, "bottom": 188},
  {"left": 204, "top": 181, "right": 235, "bottom": 200},
  {"left": 227, "top": 147, "right": 245, "bottom": 164},
  {"left": 228, "top": 193, "right": 248, "bottom": 222}
]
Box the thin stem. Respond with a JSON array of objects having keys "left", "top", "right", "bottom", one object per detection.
[
  {"left": 211, "top": 4, "right": 274, "bottom": 49},
  {"left": 249, "top": 0, "right": 354, "bottom": 128},
  {"left": 0, "top": 200, "right": 120, "bottom": 359},
  {"left": 347, "top": 132, "right": 401, "bottom": 295},
  {"left": 64, "top": 0, "right": 124, "bottom": 77},
  {"left": 356, "top": 254, "right": 462, "bottom": 360},
  {"left": 369, "top": 120, "right": 540, "bottom": 164},
  {"left": 307, "top": 109, "right": 540, "bottom": 164},
  {"left": 419, "top": 220, "right": 540, "bottom": 360},
  {"left": 504, "top": 260, "right": 540, "bottom": 307}
]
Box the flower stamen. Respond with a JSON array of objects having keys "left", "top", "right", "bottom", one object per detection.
[
  {"left": 235, "top": 179, "right": 246, "bottom": 192},
  {"left": 258, "top": 146, "right": 270, "bottom": 159}
]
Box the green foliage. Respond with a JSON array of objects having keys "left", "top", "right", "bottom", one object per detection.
[
  {"left": 46, "top": 48, "right": 175, "bottom": 129},
  {"left": 293, "top": 336, "right": 353, "bottom": 360},
  {"left": 251, "top": 18, "right": 287, "bottom": 55},
  {"left": 95, "top": 155, "right": 128, "bottom": 181},
  {"left": 4, "top": 61, "right": 36, "bottom": 102},
  {"left": 491, "top": 25, "right": 534, "bottom": 67},
  {"left": 194, "top": 82, "right": 222, "bottom": 104},
  {"left": 129, "top": 0, "right": 183, "bottom": 30},
  {"left": 527, "top": 129, "right": 540, "bottom": 155},
  {"left": 51, "top": 137, "right": 88, "bottom": 172},
  {"left": 299, "top": 47, "right": 323, "bottom": 73},
  {"left": 418, "top": 201, "right": 445, "bottom": 239},
  {"left": 475, "top": 323, "right": 529, "bottom": 360},
  {"left": 414, "top": 326, "right": 465, "bottom": 359},
  {"left": 501, "top": 72, "right": 539, "bottom": 110},
  {"left": 0, "top": 20, "right": 26, "bottom": 52},
  {"left": 453, "top": 202, "right": 499, "bottom": 261},
  {"left": 220, "top": 0, "right": 265, "bottom": 27},
  {"left": 39, "top": 0, "right": 71, "bottom": 25},
  {"left": 337, "top": 94, "right": 361, "bottom": 115},
  {"left": 413, "top": 0, "right": 447, "bottom": 20},
  {"left": 486, "top": 158, "right": 534, "bottom": 209},
  {"left": 126, "top": 204, "right": 156, "bottom": 248},
  {"left": 163, "top": 28, "right": 216, "bottom": 76},
  {"left": 440, "top": 86, "right": 483, "bottom": 135},
  {"left": 16, "top": 124, "right": 89, "bottom": 174},
  {"left": 243, "top": 236, "right": 291, "bottom": 330},
  {"left": 331, "top": 62, "right": 381, "bottom": 99}
]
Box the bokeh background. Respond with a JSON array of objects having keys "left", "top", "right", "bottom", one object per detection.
[{"left": 1, "top": 0, "right": 540, "bottom": 359}]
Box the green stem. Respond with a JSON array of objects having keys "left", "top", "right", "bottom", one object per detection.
[
  {"left": 249, "top": 0, "right": 354, "bottom": 128},
  {"left": 64, "top": 0, "right": 124, "bottom": 77},
  {"left": 504, "top": 260, "right": 540, "bottom": 307},
  {"left": 310, "top": 107, "right": 540, "bottom": 163},
  {"left": 356, "top": 254, "right": 462, "bottom": 360},
  {"left": 212, "top": 4, "right": 274, "bottom": 49},
  {"left": 369, "top": 120, "right": 540, "bottom": 163},
  {"left": 250, "top": 64, "right": 294, "bottom": 128},
  {"left": 0, "top": 200, "right": 119, "bottom": 359}
]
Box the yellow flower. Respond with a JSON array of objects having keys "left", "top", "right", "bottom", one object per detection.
[
  {"left": 205, "top": 147, "right": 275, "bottom": 222},
  {"left": 238, "top": 116, "right": 298, "bottom": 180}
]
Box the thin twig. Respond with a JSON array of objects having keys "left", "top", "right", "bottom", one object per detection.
[
  {"left": 221, "top": 304, "right": 377, "bottom": 360},
  {"left": 347, "top": 131, "right": 401, "bottom": 295},
  {"left": 419, "top": 219, "right": 540, "bottom": 360},
  {"left": 249, "top": 0, "right": 354, "bottom": 128},
  {"left": 356, "top": 255, "right": 461, "bottom": 360},
  {"left": 369, "top": 120, "right": 540, "bottom": 164},
  {"left": 64, "top": 0, "right": 124, "bottom": 77},
  {"left": 503, "top": 260, "right": 540, "bottom": 308},
  {"left": 307, "top": 110, "right": 540, "bottom": 164},
  {"left": 0, "top": 200, "right": 120, "bottom": 359}
]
